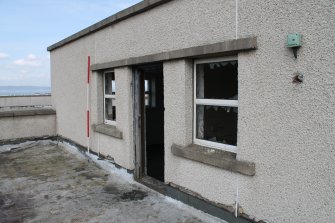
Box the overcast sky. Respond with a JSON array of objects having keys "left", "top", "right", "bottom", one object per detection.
[{"left": 0, "top": 0, "right": 141, "bottom": 86}]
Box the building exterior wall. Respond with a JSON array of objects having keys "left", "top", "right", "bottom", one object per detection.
[
  {"left": 51, "top": 36, "right": 95, "bottom": 146},
  {"left": 90, "top": 67, "right": 135, "bottom": 170},
  {"left": 236, "top": 1, "right": 335, "bottom": 221},
  {"left": 50, "top": 0, "right": 237, "bottom": 170},
  {"left": 164, "top": 58, "right": 240, "bottom": 206},
  {"left": 0, "top": 115, "right": 56, "bottom": 140},
  {"left": 93, "top": 0, "right": 236, "bottom": 63},
  {"left": 50, "top": 0, "right": 335, "bottom": 222}
]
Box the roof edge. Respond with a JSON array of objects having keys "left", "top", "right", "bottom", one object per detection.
[{"left": 47, "top": 0, "right": 174, "bottom": 51}]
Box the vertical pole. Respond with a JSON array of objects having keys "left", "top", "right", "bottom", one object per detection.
[{"left": 87, "top": 56, "right": 90, "bottom": 153}]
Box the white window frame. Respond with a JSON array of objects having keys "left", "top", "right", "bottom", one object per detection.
[
  {"left": 193, "top": 56, "right": 238, "bottom": 153},
  {"left": 103, "top": 70, "right": 116, "bottom": 126}
]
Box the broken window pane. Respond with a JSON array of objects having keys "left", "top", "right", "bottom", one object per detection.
[
  {"left": 196, "top": 105, "right": 237, "bottom": 146},
  {"left": 105, "top": 72, "right": 115, "bottom": 95},
  {"left": 105, "top": 98, "right": 116, "bottom": 121},
  {"left": 196, "top": 61, "right": 237, "bottom": 100}
]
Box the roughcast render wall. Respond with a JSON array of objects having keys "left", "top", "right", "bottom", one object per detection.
[
  {"left": 50, "top": 0, "right": 334, "bottom": 222},
  {"left": 0, "top": 115, "right": 56, "bottom": 140}
]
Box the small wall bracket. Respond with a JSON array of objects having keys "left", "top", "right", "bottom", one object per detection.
[{"left": 287, "top": 33, "right": 302, "bottom": 59}]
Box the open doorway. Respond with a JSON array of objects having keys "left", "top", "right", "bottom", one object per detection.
[{"left": 134, "top": 63, "right": 164, "bottom": 182}]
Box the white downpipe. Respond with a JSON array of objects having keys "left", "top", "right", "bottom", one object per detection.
[
  {"left": 235, "top": 1, "right": 239, "bottom": 217},
  {"left": 98, "top": 132, "right": 100, "bottom": 157},
  {"left": 235, "top": 2, "right": 239, "bottom": 214},
  {"left": 235, "top": 0, "right": 238, "bottom": 39}
]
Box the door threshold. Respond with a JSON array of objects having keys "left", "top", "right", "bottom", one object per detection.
[{"left": 136, "top": 175, "right": 167, "bottom": 195}]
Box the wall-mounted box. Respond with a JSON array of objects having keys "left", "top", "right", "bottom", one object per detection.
[{"left": 287, "top": 33, "right": 302, "bottom": 48}]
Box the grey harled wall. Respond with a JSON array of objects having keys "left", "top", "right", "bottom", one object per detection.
[
  {"left": 50, "top": 0, "right": 236, "bottom": 168},
  {"left": 235, "top": 1, "right": 335, "bottom": 222},
  {"left": 0, "top": 115, "right": 56, "bottom": 140},
  {"left": 50, "top": 0, "right": 335, "bottom": 222},
  {"left": 93, "top": 0, "right": 236, "bottom": 64},
  {"left": 51, "top": 35, "right": 95, "bottom": 146},
  {"left": 0, "top": 96, "right": 55, "bottom": 141},
  {"left": 90, "top": 67, "right": 134, "bottom": 170}
]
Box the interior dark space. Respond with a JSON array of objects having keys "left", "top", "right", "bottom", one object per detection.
[{"left": 143, "top": 64, "right": 165, "bottom": 182}]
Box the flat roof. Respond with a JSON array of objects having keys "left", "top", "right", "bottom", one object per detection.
[{"left": 47, "top": 0, "right": 173, "bottom": 51}]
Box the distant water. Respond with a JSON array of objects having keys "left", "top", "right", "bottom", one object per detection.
[{"left": 0, "top": 86, "right": 51, "bottom": 96}]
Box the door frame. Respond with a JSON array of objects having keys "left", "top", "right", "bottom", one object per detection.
[{"left": 133, "top": 68, "right": 145, "bottom": 179}]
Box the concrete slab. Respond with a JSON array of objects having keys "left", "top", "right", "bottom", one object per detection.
[{"left": 0, "top": 141, "right": 226, "bottom": 223}]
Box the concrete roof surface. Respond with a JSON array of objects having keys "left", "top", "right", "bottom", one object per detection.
[{"left": 0, "top": 141, "right": 226, "bottom": 223}]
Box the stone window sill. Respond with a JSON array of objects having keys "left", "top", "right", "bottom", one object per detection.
[
  {"left": 92, "top": 123, "right": 123, "bottom": 139},
  {"left": 171, "top": 144, "right": 255, "bottom": 176}
]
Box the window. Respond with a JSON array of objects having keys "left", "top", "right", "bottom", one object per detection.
[
  {"left": 104, "top": 71, "right": 116, "bottom": 125},
  {"left": 194, "top": 57, "right": 238, "bottom": 153}
]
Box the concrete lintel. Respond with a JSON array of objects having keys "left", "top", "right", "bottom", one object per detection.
[
  {"left": 0, "top": 108, "right": 56, "bottom": 118},
  {"left": 171, "top": 144, "right": 256, "bottom": 176},
  {"left": 47, "top": 0, "right": 174, "bottom": 51},
  {"left": 92, "top": 123, "right": 123, "bottom": 139},
  {"left": 91, "top": 37, "right": 257, "bottom": 70}
]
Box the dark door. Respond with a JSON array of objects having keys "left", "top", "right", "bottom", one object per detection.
[{"left": 134, "top": 63, "right": 165, "bottom": 182}]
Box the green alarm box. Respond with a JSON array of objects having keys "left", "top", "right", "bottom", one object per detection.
[{"left": 287, "top": 33, "right": 302, "bottom": 48}]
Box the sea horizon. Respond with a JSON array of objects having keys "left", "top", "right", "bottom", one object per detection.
[{"left": 0, "top": 86, "right": 51, "bottom": 96}]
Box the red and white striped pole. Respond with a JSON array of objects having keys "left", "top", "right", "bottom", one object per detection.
[{"left": 86, "top": 56, "right": 91, "bottom": 153}]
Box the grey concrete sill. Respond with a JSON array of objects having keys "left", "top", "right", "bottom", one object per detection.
[
  {"left": 171, "top": 144, "right": 255, "bottom": 176},
  {"left": 93, "top": 124, "right": 123, "bottom": 139},
  {"left": 0, "top": 108, "right": 56, "bottom": 118}
]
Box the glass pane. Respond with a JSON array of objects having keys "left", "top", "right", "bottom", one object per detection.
[
  {"left": 196, "top": 105, "right": 237, "bottom": 146},
  {"left": 105, "top": 72, "right": 115, "bottom": 95},
  {"left": 105, "top": 98, "right": 116, "bottom": 121},
  {"left": 145, "top": 80, "right": 150, "bottom": 106},
  {"left": 196, "top": 60, "right": 237, "bottom": 100}
]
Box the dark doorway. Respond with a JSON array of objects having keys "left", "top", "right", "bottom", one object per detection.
[{"left": 134, "top": 63, "right": 164, "bottom": 182}]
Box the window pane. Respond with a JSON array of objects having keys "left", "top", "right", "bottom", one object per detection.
[
  {"left": 196, "top": 105, "right": 237, "bottom": 146},
  {"left": 145, "top": 80, "right": 150, "bottom": 106},
  {"left": 105, "top": 98, "right": 116, "bottom": 121},
  {"left": 196, "top": 60, "right": 237, "bottom": 100},
  {"left": 105, "top": 72, "right": 115, "bottom": 95}
]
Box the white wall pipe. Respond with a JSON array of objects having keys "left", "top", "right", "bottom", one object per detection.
[{"left": 236, "top": 0, "right": 238, "bottom": 39}]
